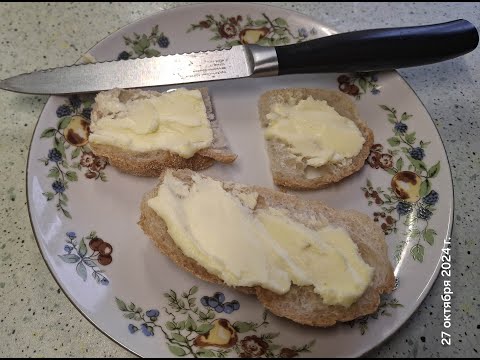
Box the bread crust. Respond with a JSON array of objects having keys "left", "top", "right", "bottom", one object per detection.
[
  {"left": 89, "top": 88, "right": 236, "bottom": 177},
  {"left": 138, "top": 169, "right": 395, "bottom": 327},
  {"left": 258, "top": 88, "right": 374, "bottom": 189}
]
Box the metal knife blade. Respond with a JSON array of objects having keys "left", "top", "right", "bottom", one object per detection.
[
  {"left": 1, "top": 20, "right": 477, "bottom": 95},
  {"left": 0, "top": 45, "right": 278, "bottom": 95}
]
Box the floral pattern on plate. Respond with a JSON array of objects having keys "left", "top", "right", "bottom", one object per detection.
[
  {"left": 347, "top": 297, "right": 403, "bottom": 335},
  {"left": 116, "top": 287, "right": 315, "bottom": 358},
  {"left": 362, "top": 105, "right": 440, "bottom": 262},
  {"left": 337, "top": 73, "right": 381, "bottom": 99},
  {"left": 59, "top": 231, "right": 112, "bottom": 285},
  {"left": 39, "top": 96, "right": 108, "bottom": 219},
  {"left": 117, "top": 24, "right": 170, "bottom": 60},
  {"left": 187, "top": 13, "right": 317, "bottom": 48}
]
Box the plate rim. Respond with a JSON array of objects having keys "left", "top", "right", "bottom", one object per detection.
[{"left": 25, "top": 2, "right": 454, "bottom": 358}]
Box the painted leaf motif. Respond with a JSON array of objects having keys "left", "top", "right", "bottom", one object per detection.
[
  {"left": 41, "top": 128, "right": 56, "bottom": 138},
  {"left": 58, "top": 254, "right": 80, "bottom": 263},
  {"left": 387, "top": 137, "right": 401, "bottom": 147},
  {"left": 55, "top": 138, "right": 66, "bottom": 158},
  {"left": 189, "top": 286, "right": 198, "bottom": 295},
  {"left": 78, "top": 238, "right": 87, "bottom": 258},
  {"left": 185, "top": 316, "right": 197, "bottom": 331},
  {"left": 144, "top": 48, "right": 160, "bottom": 57},
  {"left": 197, "top": 349, "right": 215, "bottom": 358},
  {"left": 419, "top": 179, "right": 431, "bottom": 198},
  {"left": 424, "top": 228, "right": 436, "bottom": 245},
  {"left": 196, "top": 324, "right": 214, "bottom": 335},
  {"left": 407, "top": 156, "right": 428, "bottom": 172},
  {"left": 386, "top": 168, "right": 397, "bottom": 176},
  {"left": 396, "top": 157, "right": 403, "bottom": 172},
  {"left": 70, "top": 147, "right": 81, "bottom": 160},
  {"left": 66, "top": 171, "right": 78, "bottom": 182},
  {"left": 62, "top": 208, "right": 72, "bottom": 219},
  {"left": 226, "top": 40, "right": 241, "bottom": 47},
  {"left": 273, "top": 17, "right": 287, "bottom": 26},
  {"left": 48, "top": 167, "right": 60, "bottom": 178},
  {"left": 427, "top": 161, "right": 440, "bottom": 178},
  {"left": 233, "top": 321, "right": 256, "bottom": 333},
  {"left": 43, "top": 192, "right": 55, "bottom": 201},
  {"left": 405, "top": 132, "right": 416, "bottom": 144},
  {"left": 168, "top": 345, "right": 186, "bottom": 357},
  {"left": 401, "top": 112, "right": 412, "bottom": 121},
  {"left": 115, "top": 298, "right": 128, "bottom": 312},
  {"left": 59, "top": 117, "right": 72, "bottom": 129},
  {"left": 254, "top": 19, "right": 268, "bottom": 26},
  {"left": 411, "top": 244, "right": 424, "bottom": 262},
  {"left": 172, "top": 333, "right": 188, "bottom": 344},
  {"left": 166, "top": 321, "right": 176, "bottom": 331},
  {"left": 83, "top": 258, "right": 96, "bottom": 268},
  {"left": 256, "top": 37, "right": 271, "bottom": 46},
  {"left": 76, "top": 261, "right": 88, "bottom": 281},
  {"left": 133, "top": 44, "right": 144, "bottom": 55},
  {"left": 139, "top": 34, "right": 149, "bottom": 49},
  {"left": 358, "top": 78, "right": 367, "bottom": 93}
]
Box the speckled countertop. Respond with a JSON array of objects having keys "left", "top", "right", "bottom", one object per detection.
[{"left": 0, "top": 2, "right": 478, "bottom": 358}]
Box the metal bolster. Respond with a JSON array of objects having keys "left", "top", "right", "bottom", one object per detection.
[{"left": 245, "top": 45, "right": 279, "bottom": 77}]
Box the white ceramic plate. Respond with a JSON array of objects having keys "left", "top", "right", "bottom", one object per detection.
[{"left": 27, "top": 3, "right": 453, "bottom": 358}]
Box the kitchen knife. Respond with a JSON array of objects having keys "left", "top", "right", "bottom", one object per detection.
[{"left": 0, "top": 19, "right": 477, "bottom": 95}]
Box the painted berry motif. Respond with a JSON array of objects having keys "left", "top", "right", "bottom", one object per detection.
[
  {"left": 118, "top": 25, "right": 170, "bottom": 60},
  {"left": 58, "top": 231, "right": 111, "bottom": 285},
  {"left": 56, "top": 104, "right": 72, "bottom": 118},
  {"left": 337, "top": 73, "right": 381, "bottom": 99},
  {"left": 188, "top": 13, "right": 317, "bottom": 49},
  {"left": 117, "top": 51, "right": 131, "bottom": 61},
  {"left": 116, "top": 287, "right": 315, "bottom": 358},
  {"left": 157, "top": 35, "right": 170, "bottom": 48},
  {"left": 200, "top": 292, "right": 240, "bottom": 314},
  {"left": 40, "top": 96, "right": 108, "bottom": 219},
  {"left": 362, "top": 105, "right": 440, "bottom": 262}
]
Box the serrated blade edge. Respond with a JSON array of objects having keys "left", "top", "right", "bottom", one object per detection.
[{"left": 0, "top": 46, "right": 254, "bottom": 94}]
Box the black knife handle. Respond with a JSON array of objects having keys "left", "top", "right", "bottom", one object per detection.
[{"left": 275, "top": 19, "right": 479, "bottom": 75}]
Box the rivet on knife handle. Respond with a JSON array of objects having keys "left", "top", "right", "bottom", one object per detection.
[{"left": 274, "top": 19, "right": 479, "bottom": 74}]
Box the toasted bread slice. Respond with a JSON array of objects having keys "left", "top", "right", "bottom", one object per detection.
[
  {"left": 258, "top": 88, "right": 374, "bottom": 190},
  {"left": 89, "top": 88, "right": 236, "bottom": 177},
  {"left": 138, "top": 169, "right": 395, "bottom": 327}
]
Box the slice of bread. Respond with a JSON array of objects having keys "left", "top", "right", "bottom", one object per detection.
[
  {"left": 258, "top": 88, "right": 374, "bottom": 190},
  {"left": 89, "top": 88, "right": 237, "bottom": 177},
  {"left": 139, "top": 169, "right": 395, "bottom": 327}
]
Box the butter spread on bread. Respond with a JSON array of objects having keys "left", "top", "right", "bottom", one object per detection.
[
  {"left": 264, "top": 96, "right": 365, "bottom": 167},
  {"left": 147, "top": 171, "right": 374, "bottom": 308},
  {"left": 89, "top": 88, "right": 213, "bottom": 158}
]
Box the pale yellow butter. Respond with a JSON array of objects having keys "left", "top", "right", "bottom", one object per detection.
[
  {"left": 264, "top": 96, "right": 365, "bottom": 167},
  {"left": 89, "top": 88, "right": 213, "bottom": 158},
  {"left": 148, "top": 171, "right": 374, "bottom": 307}
]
